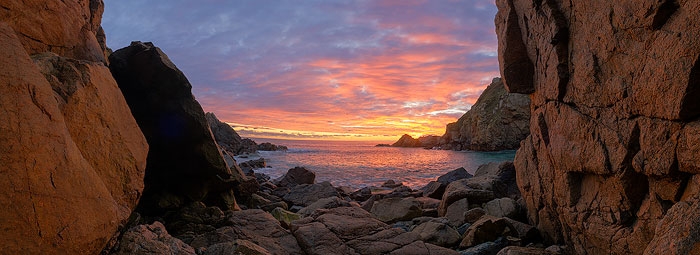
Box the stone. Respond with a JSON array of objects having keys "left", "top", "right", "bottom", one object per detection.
[
  {"left": 445, "top": 198, "right": 470, "bottom": 227},
  {"left": 484, "top": 198, "right": 519, "bottom": 219},
  {"left": 350, "top": 186, "right": 373, "bottom": 201},
  {"left": 370, "top": 197, "right": 423, "bottom": 223},
  {"left": 257, "top": 142, "right": 288, "bottom": 151},
  {"left": 495, "top": 0, "right": 700, "bottom": 252},
  {"left": 270, "top": 207, "right": 302, "bottom": 228},
  {"left": 421, "top": 181, "right": 447, "bottom": 199},
  {"left": 297, "top": 196, "right": 353, "bottom": 216},
  {"left": 411, "top": 221, "right": 462, "bottom": 247},
  {"left": 0, "top": 0, "right": 107, "bottom": 62},
  {"left": 345, "top": 228, "right": 420, "bottom": 254},
  {"left": 388, "top": 241, "right": 460, "bottom": 255},
  {"left": 458, "top": 237, "right": 507, "bottom": 255},
  {"left": 0, "top": 21, "right": 148, "bottom": 254},
  {"left": 283, "top": 181, "right": 339, "bottom": 207},
  {"left": 189, "top": 209, "right": 303, "bottom": 255},
  {"left": 202, "top": 240, "right": 272, "bottom": 255},
  {"left": 414, "top": 196, "right": 441, "bottom": 210},
  {"left": 239, "top": 158, "right": 267, "bottom": 174},
  {"left": 460, "top": 216, "right": 515, "bottom": 249},
  {"left": 464, "top": 208, "right": 487, "bottom": 224},
  {"left": 438, "top": 78, "right": 530, "bottom": 151},
  {"left": 292, "top": 222, "right": 358, "bottom": 255},
  {"left": 310, "top": 207, "right": 389, "bottom": 240},
  {"left": 165, "top": 202, "right": 226, "bottom": 237},
  {"left": 497, "top": 246, "right": 554, "bottom": 255},
  {"left": 382, "top": 180, "right": 404, "bottom": 188},
  {"left": 277, "top": 167, "right": 316, "bottom": 187},
  {"left": 503, "top": 218, "right": 540, "bottom": 244},
  {"left": 439, "top": 162, "right": 518, "bottom": 216},
  {"left": 110, "top": 41, "right": 239, "bottom": 213},
  {"left": 112, "top": 222, "right": 196, "bottom": 255},
  {"left": 438, "top": 167, "right": 474, "bottom": 185}
]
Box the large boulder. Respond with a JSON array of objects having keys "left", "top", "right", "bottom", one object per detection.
[
  {"left": 283, "top": 181, "right": 339, "bottom": 207},
  {"left": 411, "top": 221, "right": 462, "bottom": 247},
  {"left": 460, "top": 216, "right": 515, "bottom": 249},
  {"left": 0, "top": 13, "right": 148, "bottom": 254},
  {"left": 277, "top": 167, "right": 316, "bottom": 188},
  {"left": 438, "top": 77, "right": 530, "bottom": 151},
  {"left": 291, "top": 207, "right": 458, "bottom": 254},
  {"left": 437, "top": 167, "right": 473, "bottom": 185},
  {"left": 438, "top": 162, "right": 518, "bottom": 216},
  {"left": 109, "top": 41, "right": 239, "bottom": 213},
  {"left": 370, "top": 197, "right": 423, "bottom": 223},
  {"left": 189, "top": 209, "right": 304, "bottom": 255},
  {"left": 110, "top": 222, "right": 196, "bottom": 255},
  {"left": 496, "top": 0, "right": 700, "bottom": 253}
]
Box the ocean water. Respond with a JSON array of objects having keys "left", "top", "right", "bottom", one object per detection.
[{"left": 244, "top": 139, "right": 516, "bottom": 189}]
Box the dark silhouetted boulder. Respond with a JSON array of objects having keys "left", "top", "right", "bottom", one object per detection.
[{"left": 109, "top": 41, "right": 239, "bottom": 213}]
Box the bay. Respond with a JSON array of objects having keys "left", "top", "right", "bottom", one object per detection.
[{"left": 244, "top": 138, "right": 516, "bottom": 189}]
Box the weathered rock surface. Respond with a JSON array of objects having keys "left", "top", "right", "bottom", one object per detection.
[
  {"left": 0, "top": 6, "right": 148, "bottom": 253},
  {"left": 421, "top": 181, "right": 447, "bottom": 199},
  {"left": 460, "top": 216, "right": 515, "bottom": 249},
  {"left": 201, "top": 240, "right": 272, "bottom": 255},
  {"left": 438, "top": 78, "right": 530, "bottom": 151},
  {"left": 438, "top": 167, "right": 473, "bottom": 184},
  {"left": 291, "top": 207, "right": 459, "bottom": 255},
  {"left": 439, "top": 162, "right": 517, "bottom": 216},
  {"left": 370, "top": 197, "right": 423, "bottom": 223},
  {"left": 0, "top": 0, "right": 108, "bottom": 62},
  {"left": 189, "top": 209, "right": 304, "bottom": 255},
  {"left": 411, "top": 221, "right": 462, "bottom": 247},
  {"left": 110, "top": 41, "right": 239, "bottom": 213},
  {"left": 496, "top": 0, "right": 700, "bottom": 253},
  {"left": 277, "top": 167, "right": 316, "bottom": 188},
  {"left": 205, "top": 112, "right": 256, "bottom": 155},
  {"left": 283, "top": 181, "right": 339, "bottom": 207},
  {"left": 111, "top": 222, "right": 196, "bottom": 255},
  {"left": 484, "top": 198, "right": 519, "bottom": 219}
]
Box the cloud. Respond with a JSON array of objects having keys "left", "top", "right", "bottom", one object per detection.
[{"left": 102, "top": 0, "right": 500, "bottom": 141}]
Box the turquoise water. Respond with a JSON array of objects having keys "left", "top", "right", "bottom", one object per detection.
[{"left": 247, "top": 138, "right": 516, "bottom": 189}]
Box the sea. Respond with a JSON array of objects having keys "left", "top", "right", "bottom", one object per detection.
[{"left": 241, "top": 138, "right": 516, "bottom": 190}]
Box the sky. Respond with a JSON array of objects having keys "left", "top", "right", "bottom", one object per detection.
[{"left": 102, "top": 0, "right": 500, "bottom": 141}]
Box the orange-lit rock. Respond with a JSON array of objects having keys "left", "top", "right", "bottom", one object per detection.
[
  {"left": 0, "top": 0, "right": 107, "bottom": 62},
  {"left": 438, "top": 78, "right": 530, "bottom": 151},
  {"left": 496, "top": 0, "right": 700, "bottom": 253},
  {"left": 0, "top": 17, "right": 147, "bottom": 255}
]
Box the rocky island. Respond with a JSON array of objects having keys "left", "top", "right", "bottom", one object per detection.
[{"left": 1, "top": 0, "right": 699, "bottom": 254}]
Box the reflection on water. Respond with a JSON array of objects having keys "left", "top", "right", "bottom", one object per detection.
[{"left": 249, "top": 139, "right": 516, "bottom": 189}]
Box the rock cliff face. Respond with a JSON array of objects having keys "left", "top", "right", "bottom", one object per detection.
[
  {"left": 109, "top": 42, "right": 239, "bottom": 214},
  {"left": 439, "top": 78, "right": 530, "bottom": 151},
  {"left": 0, "top": 1, "right": 149, "bottom": 253},
  {"left": 496, "top": 0, "right": 700, "bottom": 254}
]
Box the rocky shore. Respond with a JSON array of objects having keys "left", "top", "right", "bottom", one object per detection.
[
  {"left": 107, "top": 162, "right": 564, "bottom": 255},
  {"left": 3, "top": 0, "right": 699, "bottom": 254}
]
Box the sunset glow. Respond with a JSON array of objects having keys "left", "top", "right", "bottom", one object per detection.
[{"left": 102, "top": 0, "right": 499, "bottom": 141}]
